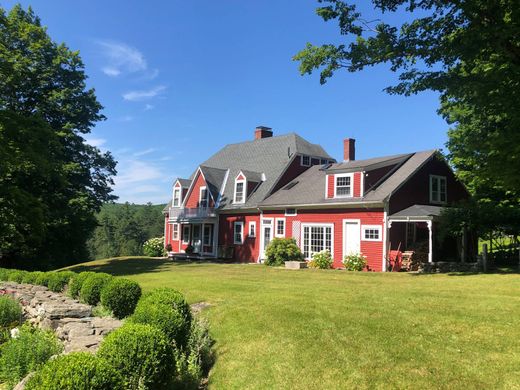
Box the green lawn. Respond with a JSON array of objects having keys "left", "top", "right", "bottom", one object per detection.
[{"left": 67, "top": 257, "right": 520, "bottom": 389}]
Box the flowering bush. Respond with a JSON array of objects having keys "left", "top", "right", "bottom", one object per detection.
[
  {"left": 343, "top": 253, "right": 367, "bottom": 271},
  {"left": 143, "top": 237, "right": 166, "bottom": 257},
  {"left": 308, "top": 250, "right": 333, "bottom": 269},
  {"left": 264, "top": 238, "right": 303, "bottom": 266}
]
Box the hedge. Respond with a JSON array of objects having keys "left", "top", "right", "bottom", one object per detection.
[
  {"left": 80, "top": 273, "right": 113, "bottom": 306},
  {"left": 100, "top": 278, "right": 141, "bottom": 319}
]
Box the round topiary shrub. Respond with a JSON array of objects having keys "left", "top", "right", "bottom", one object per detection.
[
  {"left": 0, "top": 296, "right": 22, "bottom": 328},
  {"left": 34, "top": 272, "right": 53, "bottom": 287},
  {"left": 308, "top": 250, "right": 333, "bottom": 269},
  {"left": 97, "top": 323, "right": 174, "bottom": 389},
  {"left": 68, "top": 271, "right": 95, "bottom": 299},
  {"left": 7, "top": 270, "right": 28, "bottom": 283},
  {"left": 264, "top": 238, "right": 304, "bottom": 266},
  {"left": 47, "top": 271, "right": 76, "bottom": 292},
  {"left": 129, "top": 302, "right": 188, "bottom": 346},
  {"left": 100, "top": 278, "right": 142, "bottom": 319},
  {"left": 142, "top": 236, "right": 166, "bottom": 257},
  {"left": 21, "top": 271, "right": 44, "bottom": 285},
  {"left": 138, "top": 288, "right": 192, "bottom": 326},
  {"left": 25, "top": 352, "right": 124, "bottom": 390},
  {"left": 0, "top": 324, "right": 63, "bottom": 389},
  {"left": 80, "top": 273, "right": 113, "bottom": 306}
]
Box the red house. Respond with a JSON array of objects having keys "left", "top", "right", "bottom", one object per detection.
[{"left": 164, "top": 127, "right": 469, "bottom": 271}]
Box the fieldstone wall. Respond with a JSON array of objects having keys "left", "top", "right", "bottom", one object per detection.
[
  {"left": 417, "top": 261, "right": 480, "bottom": 273},
  {"left": 0, "top": 281, "right": 121, "bottom": 353}
]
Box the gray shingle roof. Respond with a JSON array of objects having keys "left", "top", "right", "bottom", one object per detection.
[
  {"left": 196, "top": 133, "right": 333, "bottom": 210},
  {"left": 199, "top": 166, "right": 228, "bottom": 201},
  {"left": 239, "top": 169, "right": 264, "bottom": 183},
  {"left": 260, "top": 150, "right": 436, "bottom": 207},
  {"left": 390, "top": 204, "right": 443, "bottom": 218},
  {"left": 327, "top": 153, "right": 412, "bottom": 172},
  {"left": 176, "top": 178, "right": 191, "bottom": 187}
]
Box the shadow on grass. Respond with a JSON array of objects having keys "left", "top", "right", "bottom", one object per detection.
[
  {"left": 407, "top": 267, "right": 520, "bottom": 277},
  {"left": 68, "top": 257, "right": 173, "bottom": 276}
]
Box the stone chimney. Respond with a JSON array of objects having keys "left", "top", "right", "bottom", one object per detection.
[
  {"left": 344, "top": 138, "right": 356, "bottom": 161},
  {"left": 255, "top": 126, "right": 273, "bottom": 140}
]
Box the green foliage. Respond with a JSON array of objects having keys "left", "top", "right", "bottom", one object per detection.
[
  {"left": 100, "top": 278, "right": 142, "bottom": 319},
  {"left": 26, "top": 352, "right": 124, "bottom": 390},
  {"left": 80, "top": 273, "right": 113, "bottom": 306},
  {"left": 68, "top": 271, "right": 95, "bottom": 299},
  {"left": 34, "top": 272, "right": 52, "bottom": 287},
  {"left": 47, "top": 271, "right": 76, "bottom": 292},
  {"left": 21, "top": 271, "right": 44, "bottom": 285},
  {"left": 87, "top": 203, "right": 166, "bottom": 260},
  {"left": 7, "top": 270, "right": 27, "bottom": 283},
  {"left": 309, "top": 250, "right": 333, "bottom": 269},
  {"left": 0, "top": 268, "right": 12, "bottom": 281},
  {"left": 91, "top": 304, "right": 114, "bottom": 318},
  {"left": 0, "top": 296, "right": 22, "bottom": 328},
  {"left": 97, "top": 323, "right": 174, "bottom": 390},
  {"left": 139, "top": 288, "right": 192, "bottom": 327},
  {"left": 0, "top": 324, "right": 63, "bottom": 389},
  {"left": 343, "top": 253, "right": 367, "bottom": 271},
  {"left": 0, "top": 5, "right": 116, "bottom": 268},
  {"left": 142, "top": 236, "right": 166, "bottom": 257},
  {"left": 264, "top": 238, "right": 303, "bottom": 266}
]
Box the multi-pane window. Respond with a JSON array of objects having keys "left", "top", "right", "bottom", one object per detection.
[
  {"left": 173, "top": 188, "right": 181, "bottom": 207},
  {"left": 276, "top": 219, "right": 285, "bottom": 237},
  {"left": 182, "top": 225, "right": 190, "bottom": 244},
  {"left": 362, "top": 226, "right": 382, "bottom": 241},
  {"left": 302, "top": 225, "right": 332, "bottom": 259},
  {"left": 430, "top": 175, "right": 447, "bottom": 203},
  {"left": 249, "top": 222, "right": 256, "bottom": 237},
  {"left": 234, "top": 181, "right": 245, "bottom": 203},
  {"left": 199, "top": 187, "right": 209, "bottom": 208},
  {"left": 203, "top": 225, "right": 213, "bottom": 246},
  {"left": 172, "top": 224, "right": 179, "bottom": 240},
  {"left": 335, "top": 174, "right": 352, "bottom": 197},
  {"left": 234, "top": 222, "right": 244, "bottom": 244},
  {"left": 285, "top": 208, "right": 297, "bottom": 216},
  {"left": 301, "top": 155, "right": 310, "bottom": 166}
]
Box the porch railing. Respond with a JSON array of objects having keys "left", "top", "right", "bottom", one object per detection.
[{"left": 168, "top": 207, "right": 216, "bottom": 220}]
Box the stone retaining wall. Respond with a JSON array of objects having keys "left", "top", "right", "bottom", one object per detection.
[
  {"left": 0, "top": 282, "right": 121, "bottom": 353},
  {"left": 417, "top": 261, "right": 480, "bottom": 273}
]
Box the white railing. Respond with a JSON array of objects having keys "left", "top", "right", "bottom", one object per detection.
[{"left": 168, "top": 207, "right": 216, "bottom": 220}]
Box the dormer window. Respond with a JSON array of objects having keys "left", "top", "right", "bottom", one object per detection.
[
  {"left": 430, "top": 175, "right": 447, "bottom": 204},
  {"left": 301, "top": 155, "right": 310, "bottom": 167},
  {"left": 173, "top": 188, "right": 181, "bottom": 207},
  {"left": 334, "top": 173, "right": 353, "bottom": 197},
  {"left": 234, "top": 180, "right": 245, "bottom": 203},
  {"left": 199, "top": 186, "right": 209, "bottom": 208}
]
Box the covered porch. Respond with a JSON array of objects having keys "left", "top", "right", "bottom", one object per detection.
[{"left": 386, "top": 205, "right": 465, "bottom": 271}]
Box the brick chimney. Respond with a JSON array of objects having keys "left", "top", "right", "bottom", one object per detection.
[
  {"left": 255, "top": 126, "right": 273, "bottom": 140},
  {"left": 344, "top": 138, "right": 356, "bottom": 161}
]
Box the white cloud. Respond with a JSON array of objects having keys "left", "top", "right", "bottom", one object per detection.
[
  {"left": 122, "top": 85, "right": 166, "bottom": 102},
  {"left": 97, "top": 40, "right": 147, "bottom": 77},
  {"left": 144, "top": 104, "right": 154, "bottom": 111},
  {"left": 84, "top": 137, "right": 107, "bottom": 148},
  {"left": 133, "top": 148, "right": 157, "bottom": 157}
]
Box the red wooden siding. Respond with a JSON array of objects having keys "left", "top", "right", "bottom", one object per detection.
[
  {"left": 219, "top": 214, "right": 261, "bottom": 261},
  {"left": 327, "top": 172, "right": 362, "bottom": 198},
  {"left": 236, "top": 173, "right": 245, "bottom": 181},
  {"left": 271, "top": 156, "right": 314, "bottom": 194},
  {"left": 353, "top": 172, "right": 362, "bottom": 197},
  {"left": 326, "top": 175, "right": 334, "bottom": 198},
  {"left": 184, "top": 171, "right": 215, "bottom": 208}
]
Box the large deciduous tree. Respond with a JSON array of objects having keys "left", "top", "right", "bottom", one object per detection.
[{"left": 0, "top": 5, "right": 116, "bottom": 268}]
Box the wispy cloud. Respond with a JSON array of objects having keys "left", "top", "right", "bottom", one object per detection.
[
  {"left": 144, "top": 104, "right": 154, "bottom": 111},
  {"left": 97, "top": 40, "right": 147, "bottom": 77},
  {"left": 114, "top": 160, "right": 163, "bottom": 188},
  {"left": 84, "top": 137, "right": 107, "bottom": 148},
  {"left": 133, "top": 148, "right": 157, "bottom": 157},
  {"left": 122, "top": 85, "right": 166, "bottom": 101}
]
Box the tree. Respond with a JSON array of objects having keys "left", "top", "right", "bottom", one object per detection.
[
  {"left": 294, "top": 0, "right": 520, "bottom": 196},
  {"left": 0, "top": 5, "right": 116, "bottom": 268}
]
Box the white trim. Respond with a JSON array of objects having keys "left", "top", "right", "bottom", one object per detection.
[
  {"left": 427, "top": 220, "right": 433, "bottom": 263},
  {"left": 182, "top": 225, "right": 191, "bottom": 244},
  {"left": 360, "top": 171, "right": 365, "bottom": 197},
  {"left": 325, "top": 174, "right": 329, "bottom": 198},
  {"left": 260, "top": 217, "right": 274, "bottom": 259},
  {"left": 172, "top": 223, "right": 180, "bottom": 240},
  {"left": 181, "top": 167, "right": 216, "bottom": 208},
  {"left": 234, "top": 179, "right": 246, "bottom": 204},
  {"left": 275, "top": 218, "right": 286, "bottom": 237},
  {"left": 233, "top": 221, "right": 244, "bottom": 244},
  {"left": 215, "top": 169, "right": 229, "bottom": 208},
  {"left": 382, "top": 205, "right": 388, "bottom": 272},
  {"left": 361, "top": 225, "right": 383, "bottom": 242},
  {"left": 334, "top": 173, "right": 354, "bottom": 198},
  {"left": 342, "top": 219, "right": 361, "bottom": 259},
  {"left": 203, "top": 224, "right": 212, "bottom": 247},
  {"left": 301, "top": 154, "right": 311, "bottom": 167},
  {"left": 300, "top": 223, "right": 335, "bottom": 260},
  {"left": 164, "top": 218, "right": 168, "bottom": 246},
  {"left": 429, "top": 174, "right": 447, "bottom": 204},
  {"left": 199, "top": 186, "right": 209, "bottom": 208},
  {"left": 248, "top": 221, "right": 256, "bottom": 238},
  {"left": 284, "top": 208, "right": 297, "bottom": 216}
]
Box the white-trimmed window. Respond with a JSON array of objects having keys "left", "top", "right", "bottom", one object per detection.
[
  {"left": 234, "top": 180, "right": 245, "bottom": 203},
  {"left": 275, "top": 218, "right": 285, "bottom": 237},
  {"left": 362, "top": 225, "right": 382, "bottom": 241},
  {"left": 182, "top": 225, "right": 190, "bottom": 244},
  {"left": 301, "top": 155, "right": 311, "bottom": 167},
  {"left": 234, "top": 222, "right": 244, "bottom": 244},
  {"left": 199, "top": 186, "right": 209, "bottom": 208},
  {"left": 430, "top": 175, "right": 447, "bottom": 204},
  {"left": 334, "top": 173, "right": 353, "bottom": 197},
  {"left": 302, "top": 224, "right": 333, "bottom": 259},
  {"left": 172, "top": 224, "right": 179, "bottom": 240},
  {"left": 173, "top": 188, "right": 181, "bottom": 207},
  {"left": 248, "top": 221, "right": 256, "bottom": 238},
  {"left": 203, "top": 224, "right": 213, "bottom": 246},
  {"left": 285, "top": 208, "right": 297, "bottom": 216}
]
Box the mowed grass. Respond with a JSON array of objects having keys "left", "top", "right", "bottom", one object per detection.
[{"left": 67, "top": 257, "right": 520, "bottom": 389}]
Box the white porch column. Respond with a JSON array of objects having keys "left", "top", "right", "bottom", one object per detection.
[{"left": 427, "top": 220, "right": 433, "bottom": 263}]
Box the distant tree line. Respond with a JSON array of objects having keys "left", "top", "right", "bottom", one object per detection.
[{"left": 87, "top": 203, "right": 166, "bottom": 260}]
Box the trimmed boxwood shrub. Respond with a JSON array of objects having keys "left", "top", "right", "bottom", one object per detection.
[
  {"left": 7, "top": 270, "right": 28, "bottom": 283},
  {"left": 129, "top": 303, "right": 188, "bottom": 347},
  {"left": 98, "top": 323, "right": 174, "bottom": 389},
  {"left": 68, "top": 271, "right": 95, "bottom": 299},
  {"left": 22, "top": 271, "right": 44, "bottom": 285},
  {"left": 80, "top": 273, "right": 113, "bottom": 306},
  {"left": 100, "top": 278, "right": 141, "bottom": 319},
  {"left": 47, "top": 271, "right": 76, "bottom": 292},
  {"left": 264, "top": 238, "right": 304, "bottom": 266},
  {"left": 25, "top": 352, "right": 124, "bottom": 390},
  {"left": 0, "top": 324, "right": 63, "bottom": 389},
  {"left": 35, "top": 272, "right": 53, "bottom": 287},
  {"left": 138, "top": 288, "right": 192, "bottom": 325},
  {"left": 0, "top": 296, "right": 22, "bottom": 328}
]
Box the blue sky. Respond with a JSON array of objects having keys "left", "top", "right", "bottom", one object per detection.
[{"left": 3, "top": 1, "right": 447, "bottom": 204}]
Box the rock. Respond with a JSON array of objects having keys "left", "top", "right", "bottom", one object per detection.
[{"left": 13, "top": 372, "right": 35, "bottom": 390}]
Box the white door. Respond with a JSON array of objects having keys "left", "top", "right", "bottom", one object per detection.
[
  {"left": 343, "top": 220, "right": 361, "bottom": 256},
  {"left": 260, "top": 219, "right": 273, "bottom": 260},
  {"left": 192, "top": 224, "right": 202, "bottom": 253}
]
